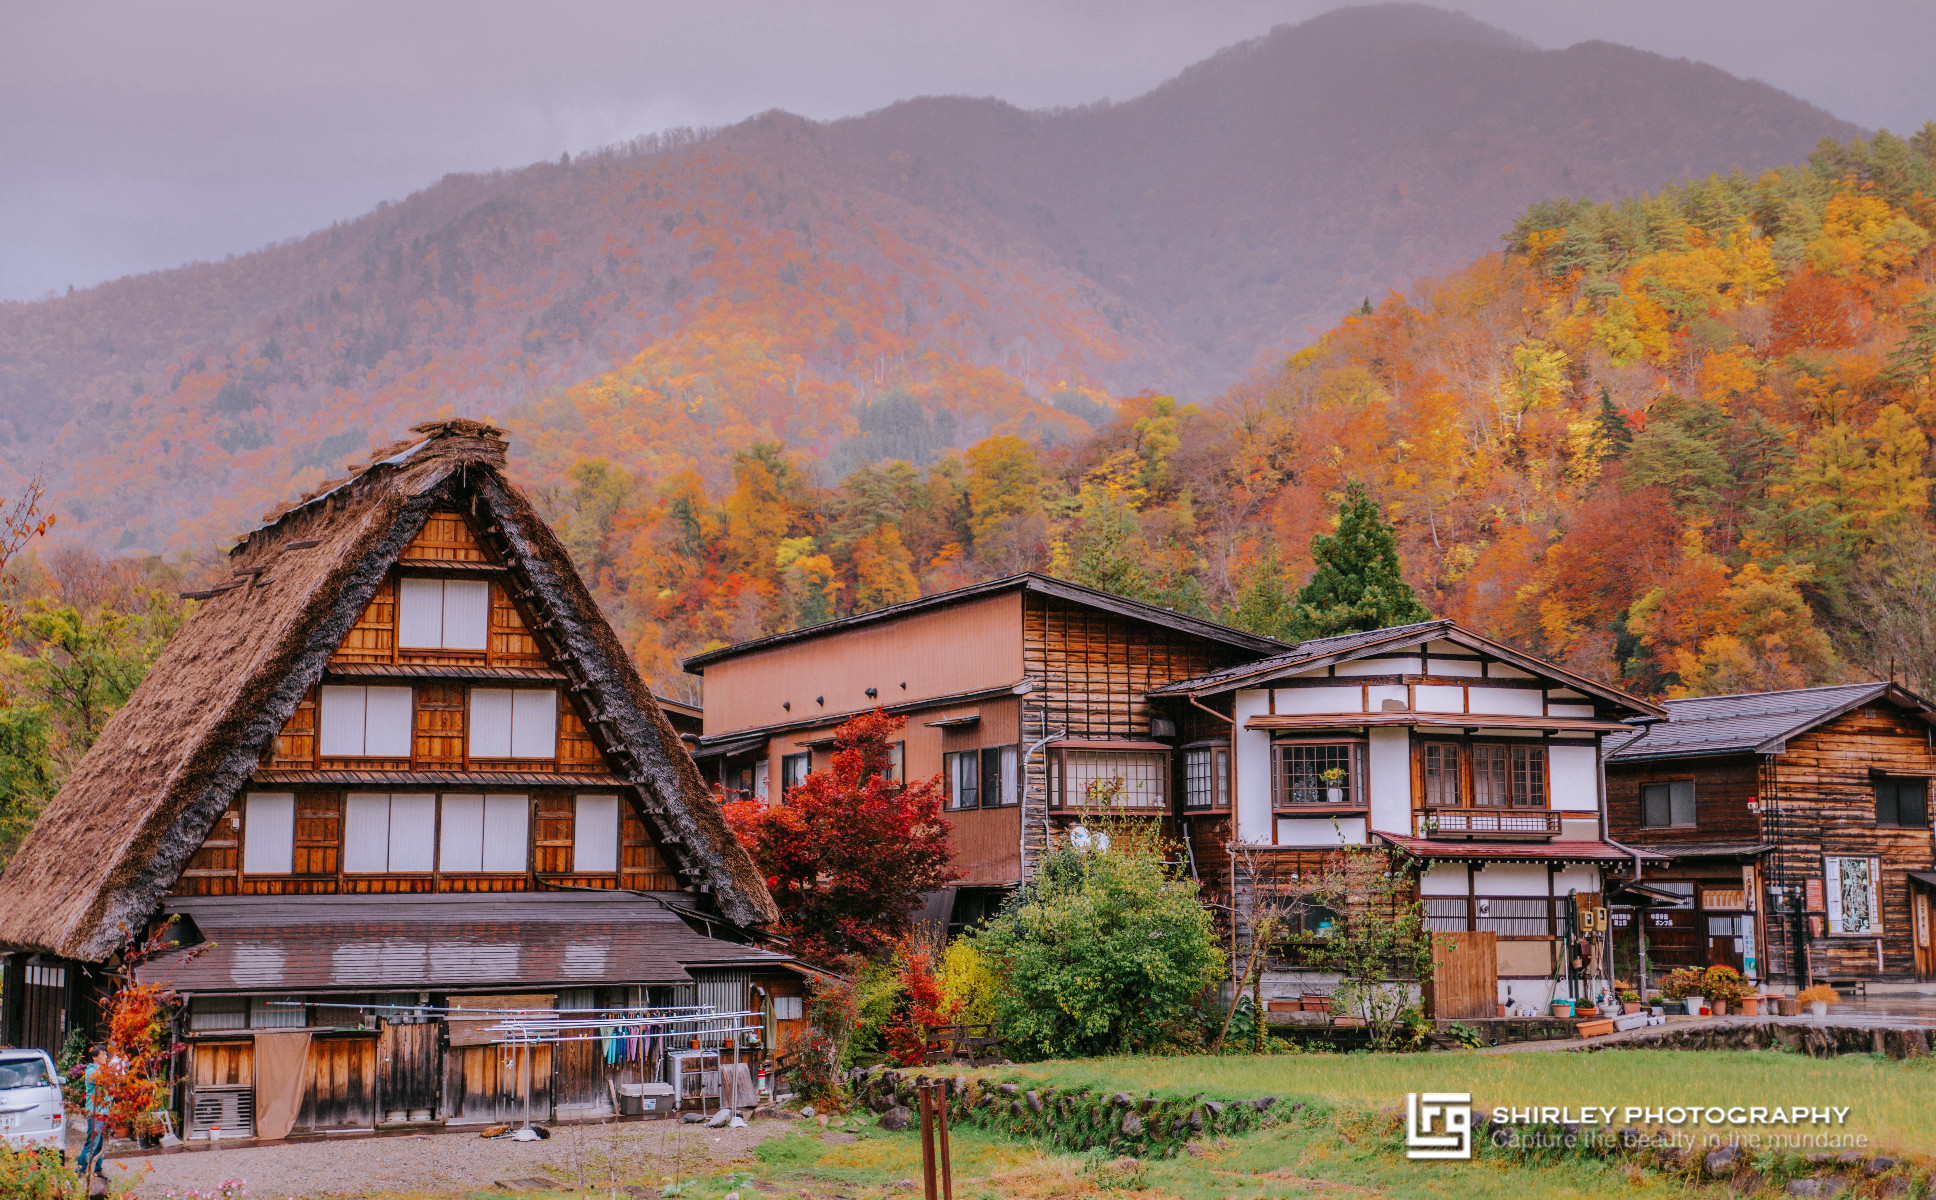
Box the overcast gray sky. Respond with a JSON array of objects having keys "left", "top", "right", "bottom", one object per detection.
[{"left": 3, "top": 0, "right": 1930, "bottom": 303}]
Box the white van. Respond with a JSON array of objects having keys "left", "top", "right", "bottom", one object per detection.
[{"left": 0, "top": 1049, "right": 66, "bottom": 1151}]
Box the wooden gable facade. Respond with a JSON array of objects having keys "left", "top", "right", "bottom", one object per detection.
[
  {"left": 173, "top": 509, "right": 680, "bottom": 898},
  {"left": 1606, "top": 683, "right": 1936, "bottom": 986}
]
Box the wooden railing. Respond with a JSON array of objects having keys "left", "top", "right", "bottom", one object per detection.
[{"left": 1417, "top": 809, "right": 1562, "bottom": 840}]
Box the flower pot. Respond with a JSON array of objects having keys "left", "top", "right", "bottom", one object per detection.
[
  {"left": 1811, "top": 1001, "right": 1829, "bottom": 1018},
  {"left": 1575, "top": 1005, "right": 1599, "bottom": 1018},
  {"left": 1550, "top": 1000, "right": 1575, "bottom": 1018},
  {"left": 1710, "top": 1001, "right": 1727, "bottom": 1017},
  {"left": 1497, "top": 1002, "right": 1507, "bottom": 1017},
  {"left": 1622, "top": 1002, "right": 1642, "bottom": 1015},
  {"left": 1739, "top": 997, "right": 1761, "bottom": 1016},
  {"left": 1686, "top": 994, "right": 1704, "bottom": 1016},
  {"left": 1325, "top": 786, "right": 1345, "bottom": 804}
]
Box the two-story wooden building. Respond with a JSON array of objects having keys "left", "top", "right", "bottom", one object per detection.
[
  {"left": 0, "top": 421, "right": 797, "bottom": 1139},
  {"left": 683, "top": 574, "right": 1286, "bottom": 927},
  {"left": 1148, "top": 619, "right": 1664, "bottom": 1007},
  {"left": 1605, "top": 682, "right": 1936, "bottom": 989}
]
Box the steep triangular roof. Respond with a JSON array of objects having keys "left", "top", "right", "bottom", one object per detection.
[{"left": 0, "top": 420, "right": 776, "bottom": 961}]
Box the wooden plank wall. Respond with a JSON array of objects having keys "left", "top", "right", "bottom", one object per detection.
[
  {"left": 1768, "top": 707, "right": 1936, "bottom": 980},
  {"left": 1019, "top": 594, "right": 1256, "bottom": 878},
  {"left": 1605, "top": 753, "right": 1761, "bottom": 844}
]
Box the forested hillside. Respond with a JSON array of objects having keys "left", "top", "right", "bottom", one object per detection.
[
  {"left": 559, "top": 130, "right": 1936, "bottom": 704},
  {"left": 0, "top": 4, "right": 1857, "bottom": 557}
]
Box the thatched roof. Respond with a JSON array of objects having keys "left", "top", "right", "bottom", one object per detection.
[{"left": 0, "top": 419, "right": 776, "bottom": 961}]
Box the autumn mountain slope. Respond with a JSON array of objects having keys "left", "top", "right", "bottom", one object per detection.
[{"left": 0, "top": 4, "right": 1859, "bottom": 554}]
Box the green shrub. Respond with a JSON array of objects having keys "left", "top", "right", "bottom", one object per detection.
[{"left": 972, "top": 826, "right": 1225, "bottom": 1058}]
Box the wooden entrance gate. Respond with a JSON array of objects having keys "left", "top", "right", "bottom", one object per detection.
[
  {"left": 376, "top": 1021, "right": 441, "bottom": 1123},
  {"left": 1429, "top": 930, "right": 1498, "bottom": 1020},
  {"left": 296, "top": 1035, "right": 378, "bottom": 1131}
]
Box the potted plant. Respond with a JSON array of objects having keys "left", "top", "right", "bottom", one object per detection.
[
  {"left": 1320, "top": 767, "right": 1347, "bottom": 804},
  {"left": 1702, "top": 966, "right": 1748, "bottom": 1017},
  {"left": 1617, "top": 989, "right": 1641, "bottom": 1014},
  {"left": 1797, "top": 984, "right": 1838, "bottom": 1018},
  {"left": 1658, "top": 967, "right": 1705, "bottom": 1015}
]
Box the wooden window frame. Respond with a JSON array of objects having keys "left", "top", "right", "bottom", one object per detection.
[
  {"left": 942, "top": 750, "right": 980, "bottom": 811},
  {"left": 1048, "top": 745, "right": 1170, "bottom": 811},
  {"left": 1875, "top": 775, "right": 1931, "bottom": 829},
  {"left": 1468, "top": 739, "right": 1548, "bottom": 810},
  {"left": 1271, "top": 738, "right": 1366, "bottom": 814},
  {"left": 1182, "top": 744, "right": 1230, "bottom": 812},
  {"left": 780, "top": 753, "right": 810, "bottom": 793},
  {"left": 1640, "top": 779, "right": 1698, "bottom": 829}
]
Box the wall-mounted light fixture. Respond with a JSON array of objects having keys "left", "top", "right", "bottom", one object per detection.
[
  {"left": 900, "top": 682, "right": 907, "bottom": 689},
  {"left": 815, "top": 696, "right": 825, "bottom": 706},
  {"left": 865, "top": 687, "right": 878, "bottom": 699},
  {"left": 782, "top": 701, "right": 790, "bottom": 712}
]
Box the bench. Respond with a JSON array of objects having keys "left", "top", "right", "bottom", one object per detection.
[{"left": 921, "top": 1023, "right": 1005, "bottom": 1067}]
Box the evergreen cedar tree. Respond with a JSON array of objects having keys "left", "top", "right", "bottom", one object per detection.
[
  {"left": 1283, "top": 483, "right": 1432, "bottom": 641},
  {"left": 721, "top": 709, "right": 958, "bottom": 967}
]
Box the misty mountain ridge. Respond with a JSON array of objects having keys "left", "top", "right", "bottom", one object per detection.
[{"left": 0, "top": 3, "right": 1861, "bottom": 553}]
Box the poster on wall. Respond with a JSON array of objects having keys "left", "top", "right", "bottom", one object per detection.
[{"left": 1823, "top": 856, "right": 1883, "bottom": 936}]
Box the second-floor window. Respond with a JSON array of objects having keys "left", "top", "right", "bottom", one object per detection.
[
  {"left": 780, "top": 753, "right": 810, "bottom": 792},
  {"left": 397, "top": 577, "right": 490, "bottom": 650},
  {"left": 1641, "top": 780, "right": 1697, "bottom": 827},
  {"left": 438, "top": 793, "right": 531, "bottom": 873},
  {"left": 1472, "top": 743, "right": 1545, "bottom": 808},
  {"left": 573, "top": 794, "right": 621, "bottom": 872},
  {"left": 242, "top": 791, "right": 296, "bottom": 874},
  {"left": 1423, "top": 742, "right": 1461, "bottom": 807},
  {"left": 319, "top": 685, "right": 414, "bottom": 757},
  {"left": 1053, "top": 749, "right": 1167, "bottom": 809},
  {"left": 1876, "top": 777, "right": 1930, "bottom": 828},
  {"left": 344, "top": 792, "right": 436, "bottom": 873},
  {"left": 943, "top": 746, "right": 1019, "bottom": 810},
  {"left": 1275, "top": 741, "right": 1362, "bottom": 808},
  {"left": 1183, "top": 745, "right": 1229, "bottom": 810},
  {"left": 469, "top": 688, "right": 558, "bottom": 759}
]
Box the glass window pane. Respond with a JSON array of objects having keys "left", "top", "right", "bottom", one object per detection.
[
  {"left": 1278, "top": 744, "right": 1353, "bottom": 806},
  {"left": 1642, "top": 784, "right": 1670, "bottom": 827},
  {"left": 1669, "top": 780, "right": 1696, "bottom": 826},
  {"left": 1185, "top": 749, "right": 1212, "bottom": 808},
  {"left": 1000, "top": 746, "right": 1018, "bottom": 806},
  {"left": 1065, "top": 750, "right": 1166, "bottom": 808}
]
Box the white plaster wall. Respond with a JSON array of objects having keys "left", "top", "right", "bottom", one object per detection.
[
  {"left": 1367, "top": 727, "right": 1412, "bottom": 836},
  {"left": 1548, "top": 743, "right": 1601, "bottom": 812},
  {"left": 1233, "top": 688, "right": 1273, "bottom": 843},
  {"left": 1421, "top": 862, "right": 1469, "bottom": 896},
  {"left": 1489, "top": 663, "right": 1536, "bottom": 679},
  {"left": 1556, "top": 864, "right": 1601, "bottom": 895},
  {"left": 1467, "top": 687, "right": 1543, "bottom": 716},
  {"left": 1367, "top": 684, "right": 1407, "bottom": 710},
  {"left": 1274, "top": 815, "right": 1366, "bottom": 846},
  {"left": 1428, "top": 658, "right": 1483, "bottom": 677},
  {"left": 1548, "top": 703, "right": 1596, "bottom": 717},
  {"left": 1335, "top": 659, "right": 1396, "bottom": 677},
  {"left": 1274, "top": 686, "right": 1363, "bottom": 714},
  {"left": 1474, "top": 864, "right": 1549, "bottom": 896},
  {"left": 1414, "top": 684, "right": 1464, "bottom": 712}
]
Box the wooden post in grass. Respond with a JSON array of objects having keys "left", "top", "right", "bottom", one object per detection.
[
  {"left": 919, "top": 1083, "right": 939, "bottom": 1200},
  {"left": 936, "top": 1082, "right": 954, "bottom": 1200}
]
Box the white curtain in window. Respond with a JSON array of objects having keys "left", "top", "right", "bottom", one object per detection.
[
  {"left": 443, "top": 581, "right": 490, "bottom": 650},
  {"left": 439, "top": 793, "right": 485, "bottom": 872},
  {"left": 389, "top": 793, "right": 437, "bottom": 872},
  {"left": 242, "top": 792, "right": 295, "bottom": 875},
  {"left": 482, "top": 794, "right": 530, "bottom": 872},
  {"left": 397, "top": 577, "right": 445, "bottom": 647},
  {"left": 574, "top": 794, "right": 620, "bottom": 873},
  {"left": 344, "top": 793, "right": 392, "bottom": 873},
  {"left": 999, "top": 746, "right": 1018, "bottom": 805}
]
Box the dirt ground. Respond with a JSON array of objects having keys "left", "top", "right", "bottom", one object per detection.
[{"left": 108, "top": 1117, "right": 802, "bottom": 1198}]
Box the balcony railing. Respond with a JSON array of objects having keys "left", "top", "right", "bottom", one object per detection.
[{"left": 1417, "top": 808, "right": 1562, "bottom": 840}]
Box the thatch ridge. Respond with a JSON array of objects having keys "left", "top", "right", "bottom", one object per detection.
[{"left": 0, "top": 422, "right": 774, "bottom": 960}]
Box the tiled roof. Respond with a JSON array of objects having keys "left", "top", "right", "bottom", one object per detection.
[
  {"left": 1146, "top": 620, "right": 1454, "bottom": 696},
  {"left": 1605, "top": 682, "right": 1918, "bottom": 761}
]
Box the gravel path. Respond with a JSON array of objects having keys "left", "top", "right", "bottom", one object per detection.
[{"left": 115, "top": 1118, "right": 798, "bottom": 1198}]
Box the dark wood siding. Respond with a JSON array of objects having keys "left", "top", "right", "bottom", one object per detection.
[{"left": 1606, "top": 754, "right": 1761, "bottom": 845}]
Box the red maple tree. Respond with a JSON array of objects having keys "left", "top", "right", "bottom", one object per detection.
[{"left": 722, "top": 709, "right": 958, "bottom": 965}]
